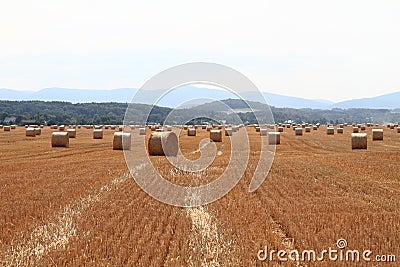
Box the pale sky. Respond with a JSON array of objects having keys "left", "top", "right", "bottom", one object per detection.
[{"left": 0, "top": 0, "right": 399, "bottom": 102}]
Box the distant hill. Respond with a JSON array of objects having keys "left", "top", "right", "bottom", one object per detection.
[
  {"left": 0, "top": 87, "right": 399, "bottom": 109},
  {"left": 332, "top": 92, "right": 400, "bottom": 109}
]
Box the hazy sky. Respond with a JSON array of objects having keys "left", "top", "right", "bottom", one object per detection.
[{"left": 0, "top": 1, "right": 399, "bottom": 102}]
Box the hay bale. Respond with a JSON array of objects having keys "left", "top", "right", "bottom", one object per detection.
[
  {"left": 51, "top": 132, "right": 69, "bottom": 147},
  {"left": 139, "top": 127, "right": 146, "bottom": 135},
  {"left": 327, "top": 127, "right": 335, "bottom": 135},
  {"left": 67, "top": 129, "right": 76, "bottom": 138},
  {"left": 390, "top": 124, "right": 395, "bottom": 130},
  {"left": 202, "top": 125, "right": 206, "bottom": 129},
  {"left": 225, "top": 128, "right": 233, "bottom": 136},
  {"left": 0, "top": 125, "right": 3, "bottom": 129},
  {"left": 93, "top": 129, "right": 103, "bottom": 139},
  {"left": 4, "top": 126, "right": 11, "bottom": 131},
  {"left": 206, "top": 125, "right": 212, "bottom": 131},
  {"left": 166, "top": 126, "right": 172, "bottom": 131},
  {"left": 352, "top": 133, "right": 367, "bottom": 149},
  {"left": 313, "top": 125, "right": 318, "bottom": 131},
  {"left": 156, "top": 128, "right": 164, "bottom": 132},
  {"left": 361, "top": 125, "right": 366, "bottom": 131},
  {"left": 260, "top": 129, "right": 267, "bottom": 136},
  {"left": 10, "top": 125, "right": 16, "bottom": 129},
  {"left": 148, "top": 132, "right": 178, "bottom": 156},
  {"left": 372, "top": 129, "right": 383, "bottom": 141},
  {"left": 278, "top": 127, "right": 284, "bottom": 132},
  {"left": 210, "top": 130, "right": 222, "bottom": 142},
  {"left": 295, "top": 128, "right": 303, "bottom": 136},
  {"left": 34, "top": 128, "right": 41, "bottom": 135},
  {"left": 183, "top": 126, "right": 188, "bottom": 130},
  {"left": 397, "top": 127, "right": 400, "bottom": 133},
  {"left": 305, "top": 127, "right": 311, "bottom": 133},
  {"left": 59, "top": 125, "right": 65, "bottom": 131},
  {"left": 337, "top": 128, "right": 344, "bottom": 134},
  {"left": 187, "top": 128, "right": 196, "bottom": 136},
  {"left": 268, "top": 132, "right": 281, "bottom": 145},
  {"left": 113, "top": 132, "right": 131, "bottom": 150},
  {"left": 255, "top": 127, "right": 260, "bottom": 132},
  {"left": 26, "top": 128, "right": 36, "bottom": 137},
  {"left": 353, "top": 127, "right": 359, "bottom": 133}
]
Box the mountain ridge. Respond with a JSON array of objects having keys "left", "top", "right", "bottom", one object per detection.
[{"left": 0, "top": 87, "right": 399, "bottom": 109}]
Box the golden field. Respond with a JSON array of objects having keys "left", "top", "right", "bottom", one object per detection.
[{"left": 0, "top": 125, "right": 399, "bottom": 266}]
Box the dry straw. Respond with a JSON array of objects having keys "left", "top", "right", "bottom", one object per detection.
[
  {"left": 93, "top": 129, "right": 103, "bottom": 139},
  {"left": 210, "top": 130, "right": 222, "bottom": 142},
  {"left": 67, "top": 129, "right": 77, "bottom": 138},
  {"left": 260, "top": 129, "right": 267, "bottom": 136},
  {"left": 187, "top": 128, "right": 196, "bottom": 136},
  {"left": 352, "top": 133, "right": 367, "bottom": 149},
  {"left": 113, "top": 132, "right": 131, "bottom": 150},
  {"left": 148, "top": 132, "right": 178, "bottom": 156},
  {"left": 372, "top": 129, "right": 383, "bottom": 141},
  {"left": 52, "top": 132, "right": 69, "bottom": 147},
  {"left": 269, "top": 132, "right": 281, "bottom": 145},
  {"left": 26, "top": 128, "right": 36, "bottom": 137}
]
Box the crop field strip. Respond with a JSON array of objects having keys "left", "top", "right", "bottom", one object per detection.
[{"left": 0, "top": 126, "right": 399, "bottom": 266}]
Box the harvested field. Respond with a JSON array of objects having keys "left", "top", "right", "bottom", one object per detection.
[{"left": 0, "top": 126, "right": 399, "bottom": 266}]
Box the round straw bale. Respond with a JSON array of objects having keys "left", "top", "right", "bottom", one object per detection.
[
  {"left": 255, "top": 127, "right": 260, "bottom": 132},
  {"left": 305, "top": 127, "right": 311, "bottom": 132},
  {"left": 260, "top": 128, "right": 267, "bottom": 136},
  {"left": 0, "top": 125, "right": 3, "bottom": 129},
  {"left": 93, "top": 129, "right": 103, "bottom": 139},
  {"left": 327, "top": 127, "right": 335, "bottom": 135},
  {"left": 295, "top": 128, "right": 303, "bottom": 136},
  {"left": 26, "top": 127, "right": 36, "bottom": 137},
  {"left": 269, "top": 132, "right": 281, "bottom": 145},
  {"left": 210, "top": 130, "right": 222, "bottom": 142},
  {"left": 353, "top": 127, "right": 359, "bottom": 133},
  {"left": 67, "top": 129, "right": 76, "bottom": 138},
  {"left": 34, "top": 127, "right": 41, "bottom": 135},
  {"left": 360, "top": 125, "right": 366, "bottom": 131},
  {"left": 225, "top": 128, "right": 233, "bottom": 136},
  {"left": 52, "top": 132, "right": 69, "bottom": 147},
  {"left": 148, "top": 132, "right": 178, "bottom": 156},
  {"left": 10, "top": 125, "right": 16, "bottom": 129},
  {"left": 166, "top": 126, "right": 172, "bottom": 131},
  {"left": 139, "top": 127, "right": 146, "bottom": 135},
  {"left": 4, "top": 126, "right": 11, "bottom": 131},
  {"left": 278, "top": 127, "right": 284, "bottom": 132},
  {"left": 390, "top": 124, "right": 395, "bottom": 129},
  {"left": 202, "top": 125, "right": 206, "bottom": 129},
  {"left": 397, "top": 127, "right": 400, "bottom": 133},
  {"left": 206, "top": 125, "right": 212, "bottom": 131},
  {"left": 156, "top": 128, "right": 164, "bottom": 132},
  {"left": 183, "top": 126, "right": 188, "bottom": 130},
  {"left": 337, "top": 128, "right": 344, "bottom": 134},
  {"left": 372, "top": 129, "right": 383, "bottom": 141},
  {"left": 313, "top": 125, "right": 318, "bottom": 130},
  {"left": 352, "top": 133, "right": 367, "bottom": 149},
  {"left": 187, "top": 128, "right": 196, "bottom": 136},
  {"left": 59, "top": 125, "right": 65, "bottom": 131},
  {"left": 113, "top": 132, "right": 131, "bottom": 150}
]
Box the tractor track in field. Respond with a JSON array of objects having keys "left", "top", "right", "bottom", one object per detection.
[{"left": 1, "top": 164, "right": 147, "bottom": 266}]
